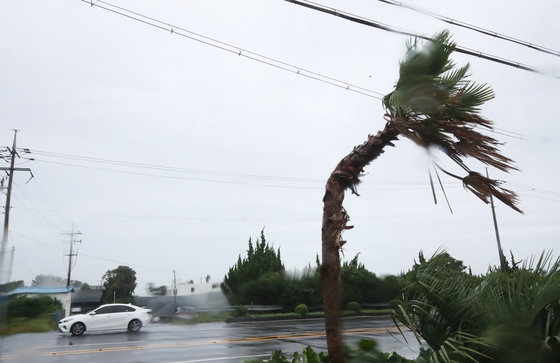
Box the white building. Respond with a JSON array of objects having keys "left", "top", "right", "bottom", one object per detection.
[{"left": 169, "top": 279, "right": 221, "bottom": 296}]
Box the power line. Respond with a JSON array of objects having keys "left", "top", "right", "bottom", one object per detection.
[
  {"left": 518, "top": 193, "right": 560, "bottom": 204},
  {"left": 376, "top": 0, "right": 560, "bottom": 57},
  {"left": 283, "top": 0, "right": 558, "bottom": 77},
  {"left": 32, "top": 158, "right": 467, "bottom": 191},
  {"left": 32, "top": 158, "right": 320, "bottom": 190},
  {"left": 29, "top": 148, "right": 560, "bottom": 197},
  {"left": 77, "top": 0, "right": 558, "bottom": 109},
  {"left": 26, "top": 149, "right": 321, "bottom": 183},
  {"left": 10, "top": 189, "right": 62, "bottom": 234},
  {"left": 11, "top": 230, "right": 170, "bottom": 272},
  {"left": 78, "top": 0, "right": 384, "bottom": 100},
  {"left": 24, "top": 147, "right": 522, "bottom": 185},
  {"left": 510, "top": 183, "right": 560, "bottom": 198},
  {"left": 13, "top": 205, "right": 487, "bottom": 222}
]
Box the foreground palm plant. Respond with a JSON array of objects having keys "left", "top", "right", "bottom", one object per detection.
[
  {"left": 392, "top": 251, "right": 560, "bottom": 362},
  {"left": 321, "top": 30, "right": 521, "bottom": 362}
]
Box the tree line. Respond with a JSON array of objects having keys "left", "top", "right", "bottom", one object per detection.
[{"left": 221, "top": 230, "right": 403, "bottom": 311}]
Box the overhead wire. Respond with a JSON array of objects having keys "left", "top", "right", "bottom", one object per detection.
[
  {"left": 376, "top": 0, "right": 560, "bottom": 57},
  {"left": 31, "top": 156, "right": 470, "bottom": 192},
  {"left": 32, "top": 158, "right": 320, "bottom": 190},
  {"left": 282, "top": 0, "right": 558, "bottom": 77},
  {"left": 510, "top": 183, "right": 560, "bottom": 198},
  {"left": 26, "top": 148, "right": 560, "bottom": 198},
  {"left": 78, "top": 0, "right": 384, "bottom": 100},
  {"left": 11, "top": 230, "right": 171, "bottom": 273},
  {"left": 10, "top": 187, "right": 62, "bottom": 234},
  {"left": 518, "top": 193, "right": 560, "bottom": 204},
  {"left": 7, "top": 240, "right": 38, "bottom": 278},
  {"left": 76, "top": 0, "right": 543, "bottom": 141},
  {"left": 25, "top": 158, "right": 469, "bottom": 192},
  {"left": 26, "top": 149, "right": 322, "bottom": 183},
  {"left": 24, "top": 147, "right": 527, "bottom": 188},
  {"left": 14, "top": 205, "right": 483, "bottom": 222}
]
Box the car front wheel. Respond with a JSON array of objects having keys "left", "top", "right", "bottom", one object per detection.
[
  {"left": 128, "top": 319, "right": 142, "bottom": 333},
  {"left": 70, "top": 322, "right": 86, "bottom": 336}
]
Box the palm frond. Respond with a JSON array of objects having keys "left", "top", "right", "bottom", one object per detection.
[
  {"left": 440, "top": 64, "right": 470, "bottom": 90},
  {"left": 462, "top": 172, "right": 522, "bottom": 213},
  {"left": 384, "top": 30, "right": 521, "bottom": 213}
]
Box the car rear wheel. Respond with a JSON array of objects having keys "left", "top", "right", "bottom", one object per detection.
[
  {"left": 128, "top": 319, "right": 142, "bottom": 333},
  {"left": 70, "top": 322, "right": 86, "bottom": 336}
]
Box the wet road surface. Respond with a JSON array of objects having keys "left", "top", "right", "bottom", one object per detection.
[{"left": 0, "top": 316, "right": 421, "bottom": 362}]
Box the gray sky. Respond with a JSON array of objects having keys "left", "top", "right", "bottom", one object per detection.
[{"left": 1, "top": 0, "right": 559, "bottom": 294}]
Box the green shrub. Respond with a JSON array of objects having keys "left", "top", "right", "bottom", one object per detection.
[
  {"left": 294, "top": 304, "right": 308, "bottom": 316},
  {"left": 246, "top": 347, "right": 328, "bottom": 363},
  {"left": 7, "top": 296, "right": 61, "bottom": 319},
  {"left": 234, "top": 305, "right": 248, "bottom": 317},
  {"left": 346, "top": 301, "right": 361, "bottom": 313},
  {"left": 393, "top": 250, "right": 560, "bottom": 363},
  {"left": 246, "top": 343, "right": 416, "bottom": 363}
]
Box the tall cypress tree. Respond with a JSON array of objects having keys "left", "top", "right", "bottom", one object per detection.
[{"left": 222, "top": 229, "right": 284, "bottom": 305}]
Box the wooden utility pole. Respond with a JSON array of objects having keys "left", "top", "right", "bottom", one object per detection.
[
  {"left": 7, "top": 247, "right": 15, "bottom": 283},
  {"left": 173, "top": 270, "right": 177, "bottom": 311},
  {"left": 63, "top": 225, "right": 82, "bottom": 287},
  {"left": 0, "top": 130, "right": 32, "bottom": 284},
  {"left": 487, "top": 169, "right": 507, "bottom": 271}
]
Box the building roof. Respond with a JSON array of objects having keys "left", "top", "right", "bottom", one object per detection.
[
  {"left": 72, "top": 289, "right": 103, "bottom": 303},
  {"left": 9, "top": 286, "right": 74, "bottom": 295}
]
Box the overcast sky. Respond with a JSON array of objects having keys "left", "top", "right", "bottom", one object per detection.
[{"left": 1, "top": 0, "right": 558, "bottom": 294}]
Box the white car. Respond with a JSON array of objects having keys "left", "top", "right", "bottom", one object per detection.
[{"left": 58, "top": 303, "right": 152, "bottom": 336}]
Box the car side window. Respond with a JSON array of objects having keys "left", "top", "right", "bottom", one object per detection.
[
  {"left": 125, "top": 306, "right": 136, "bottom": 312},
  {"left": 113, "top": 305, "right": 128, "bottom": 313},
  {"left": 94, "top": 306, "right": 113, "bottom": 315}
]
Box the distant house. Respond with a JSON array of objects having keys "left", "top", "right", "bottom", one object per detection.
[
  {"left": 172, "top": 280, "right": 221, "bottom": 296},
  {"left": 70, "top": 288, "right": 104, "bottom": 314},
  {"left": 9, "top": 286, "right": 74, "bottom": 318}
]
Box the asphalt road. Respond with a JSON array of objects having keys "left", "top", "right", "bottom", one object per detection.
[{"left": 0, "top": 317, "right": 421, "bottom": 362}]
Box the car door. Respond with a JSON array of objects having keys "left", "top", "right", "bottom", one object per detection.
[
  {"left": 111, "top": 305, "right": 132, "bottom": 329},
  {"left": 86, "top": 306, "right": 114, "bottom": 331}
]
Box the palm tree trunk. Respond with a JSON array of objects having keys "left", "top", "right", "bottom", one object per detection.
[{"left": 321, "top": 122, "right": 398, "bottom": 362}]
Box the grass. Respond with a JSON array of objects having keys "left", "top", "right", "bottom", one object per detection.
[
  {"left": 172, "top": 312, "right": 232, "bottom": 325},
  {"left": 0, "top": 315, "right": 57, "bottom": 336},
  {"left": 172, "top": 308, "right": 393, "bottom": 325}
]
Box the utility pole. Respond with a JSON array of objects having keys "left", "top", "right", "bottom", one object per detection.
[
  {"left": 62, "top": 225, "right": 82, "bottom": 288},
  {"left": 0, "top": 130, "right": 32, "bottom": 284},
  {"left": 173, "top": 270, "right": 177, "bottom": 312},
  {"left": 7, "top": 247, "right": 15, "bottom": 283},
  {"left": 486, "top": 169, "right": 507, "bottom": 271}
]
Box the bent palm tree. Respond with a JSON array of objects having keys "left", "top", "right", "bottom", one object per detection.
[{"left": 321, "top": 30, "right": 522, "bottom": 362}]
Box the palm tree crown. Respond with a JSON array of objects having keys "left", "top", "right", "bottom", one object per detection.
[{"left": 383, "top": 30, "right": 521, "bottom": 213}]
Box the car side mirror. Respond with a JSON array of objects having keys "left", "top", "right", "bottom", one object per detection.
[{"left": 89, "top": 312, "right": 96, "bottom": 316}]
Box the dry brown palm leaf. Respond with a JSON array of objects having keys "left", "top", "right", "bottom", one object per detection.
[
  {"left": 437, "top": 167, "right": 523, "bottom": 213},
  {"left": 462, "top": 171, "right": 522, "bottom": 213}
]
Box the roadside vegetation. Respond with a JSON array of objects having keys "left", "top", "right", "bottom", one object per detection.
[
  {"left": 246, "top": 341, "right": 427, "bottom": 363},
  {"left": 221, "top": 229, "right": 403, "bottom": 311},
  {"left": 249, "top": 250, "right": 560, "bottom": 362},
  {"left": 0, "top": 295, "right": 60, "bottom": 336},
  {"left": 173, "top": 307, "right": 393, "bottom": 325},
  {"left": 393, "top": 250, "right": 560, "bottom": 363}
]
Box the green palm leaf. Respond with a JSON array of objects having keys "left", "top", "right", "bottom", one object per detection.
[{"left": 383, "top": 30, "right": 521, "bottom": 213}]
